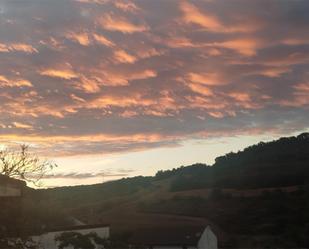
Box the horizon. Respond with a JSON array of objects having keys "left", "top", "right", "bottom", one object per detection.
[
  {"left": 1, "top": 0, "right": 309, "bottom": 188},
  {"left": 42, "top": 131, "right": 307, "bottom": 188}
]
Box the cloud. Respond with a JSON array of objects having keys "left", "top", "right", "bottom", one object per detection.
[
  {"left": 0, "top": 43, "right": 10, "bottom": 53},
  {"left": 93, "top": 33, "right": 115, "bottom": 47},
  {"left": 187, "top": 72, "right": 226, "bottom": 86},
  {"left": 40, "top": 69, "right": 79, "bottom": 79},
  {"left": 75, "top": 76, "right": 101, "bottom": 93},
  {"left": 113, "top": 1, "right": 141, "bottom": 13},
  {"left": 114, "top": 49, "right": 137, "bottom": 64},
  {"left": 0, "top": 75, "right": 33, "bottom": 87},
  {"left": 0, "top": 43, "right": 38, "bottom": 53},
  {"left": 13, "top": 122, "right": 33, "bottom": 129},
  {"left": 98, "top": 14, "right": 148, "bottom": 33},
  {"left": 180, "top": 1, "right": 223, "bottom": 32},
  {"left": 279, "top": 82, "right": 309, "bottom": 107},
  {"left": 215, "top": 38, "right": 261, "bottom": 56},
  {"left": 42, "top": 169, "right": 135, "bottom": 179},
  {"left": 179, "top": 1, "right": 261, "bottom": 33},
  {"left": 66, "top": 32, "right": 91, "bottom": 46},
  {"left": 0, "top": 0, "right": 308, "bottom": 160},
  {"left": 188, "top": 83, "right": 213, "bottom": 96}
]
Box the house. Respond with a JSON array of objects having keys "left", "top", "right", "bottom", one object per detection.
[
  {"left": 31, "top": 224, "right": 110, "bottom": 249},
  {"left": 0, "top": 175, "right": 26, "bottom": 238},
  {"left": 129, "top": 225, "right": 217, "bottom": 249},
  {"left": 0, "top": 174, "right": 25, "bottom": 197}
]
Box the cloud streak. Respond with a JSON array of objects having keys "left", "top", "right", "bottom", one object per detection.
[{"left": 42, "top": 168, "right": 135, "bottom": 180}]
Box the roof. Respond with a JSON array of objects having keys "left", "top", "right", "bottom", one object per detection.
[
  {"left": 0, "top": 174, "right": 26, "bottom": 188},
  {"left": 129, "top": 226, "right": 207, "bottom": 246},
  {"left": 47, "top": 224, "right": 110, "bottom": 233}
]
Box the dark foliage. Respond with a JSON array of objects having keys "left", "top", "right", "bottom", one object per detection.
[
  {"left": 18, "top": 133, "right": 309, "bottom": 248},
  {"left": 169, "top": 133, "right": 309, "bottom": 191},
  {"left": 141, "top": 186, "right": 309, "bottom": 248}
]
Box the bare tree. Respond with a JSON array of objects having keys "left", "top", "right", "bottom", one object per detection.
[{"left": 0, "top": 144, "right": 56, "bottom": 185}]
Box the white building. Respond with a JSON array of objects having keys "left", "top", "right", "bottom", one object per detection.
[
  {"left": 31, "top": 224, "right": 110, "bottom": 249},
  {"left": 129, "top": 225, "right": 218, "bottom": 249},
  {"left": 197, "top": 226, "right": 218, "bottom": 249}
]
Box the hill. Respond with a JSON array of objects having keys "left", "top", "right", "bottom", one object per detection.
[{"left": 22, "top": 133, "right": 309, "bottom": 248}]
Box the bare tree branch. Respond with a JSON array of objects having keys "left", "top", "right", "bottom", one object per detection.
[{"left": 0, "top": 144, "right": 56, "bottom": 186}]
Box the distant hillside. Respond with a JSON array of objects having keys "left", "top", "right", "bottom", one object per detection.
[
  {"left": 22, "top": 133, "right": 309, "bottom": 248},
  {"left": 165, "top": 132, "right": 309, "bottom": 191}
]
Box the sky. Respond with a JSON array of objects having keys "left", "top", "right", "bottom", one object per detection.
[{"left": 0, "top": 0, "right": 308, "bottom": 187}]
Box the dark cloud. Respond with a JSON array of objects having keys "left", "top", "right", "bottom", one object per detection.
[{"left": 0, "top": 0, "right": 308, "bottom": 156}]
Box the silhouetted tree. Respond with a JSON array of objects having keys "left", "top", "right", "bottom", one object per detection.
[{"left": 0, "top": 144, "right": 56, "bottom": 186}]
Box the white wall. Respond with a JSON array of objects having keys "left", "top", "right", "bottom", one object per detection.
[
  {"left": 32, "top": 226, "right": 110, "bottom": 249},
  {"left": 197, "top": 226, "right": 217, "bottom": 249}
]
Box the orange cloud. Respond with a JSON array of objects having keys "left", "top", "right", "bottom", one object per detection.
[
  {"left": 188, "top": 83, "right": 213, "bottom": 96},
  {"left": 228, "top": 92, "right": 262, "bottom": 109},
  {"left": 216, "top": 39, "right": 260, "bottom": 56},
  {"left": 136, "top": 47, "right": 164, "bottom": 59},
  {"left": 260, "top": 67, "right": 291, "bottom": 78},
  {"left": 13, "top": 122, "right": 33, "bottom": 129},
  {"left": 0, "top": 43, "right": 38, "bottom": 53},
  {"left": 165, "top": 36, "right": 201, "bottom": 48},
  {"left": 120, "top": 110, "right": 138, "bottom": 118},
  {"left": 280, "top": 82, "right": 309, "bottom": 107},
  {"left": 70, "top": 94, "right": 86, "bottom": 103},
  {"left": 75, "top": 0, "right": 108, "bottom": 4},
  {"left": 179, "top": 1, "right": 260, "bottom": 33},
  {"left": 208, "top": 111, "right": 225, "bottom": 118},
  {"left": 114, "top": 1, "right": 141, "bottom": 13},
  {"left": 40, "top": 69, "right": 79, "bottom": 79},
  {"left": 229, "top": 92, "right": 251, "bottom": 102},
  {"left": 93, "top": 33, "right": 115, "bottom": 47},
  {"left": 98, "top": 14, "right": 148, "bottom": 33},
  {"left": 66, "top": 32, "right": 91, "bottom": 46},
  {"left": 0, "top": 75, "right": 33, "bottom": 87},
  {"left": 3, "top": 100, "right": 65, "bottom": 118},
  {"left": 114, "top": 49, "right": 137, "bottom": 64},
  {"left": 84, "top": 69, "right": 157, "bottom": 87},
  {"left": 281, "top": 38, "right": 309, "bottom": 46},
  {"left": 187, "top": 72, "right": 226, "bottom": 86},
  {"left": 9, "top": 43, "right": 38, "bottom": 53},
  {"left": 76, "top": 76, "right": 101, "bottom": 93},
  {"left": 0, "top": 132, "right": 171, "bottom": 147},
  {"left": 180, "top": 1, "right": 222, "bottom": 32},
  {"left": 129, "top": 70, "right": 157, "bottom": 81},
  {"left": 0, "top": 43, "right": 10, "bottom": 52}
]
